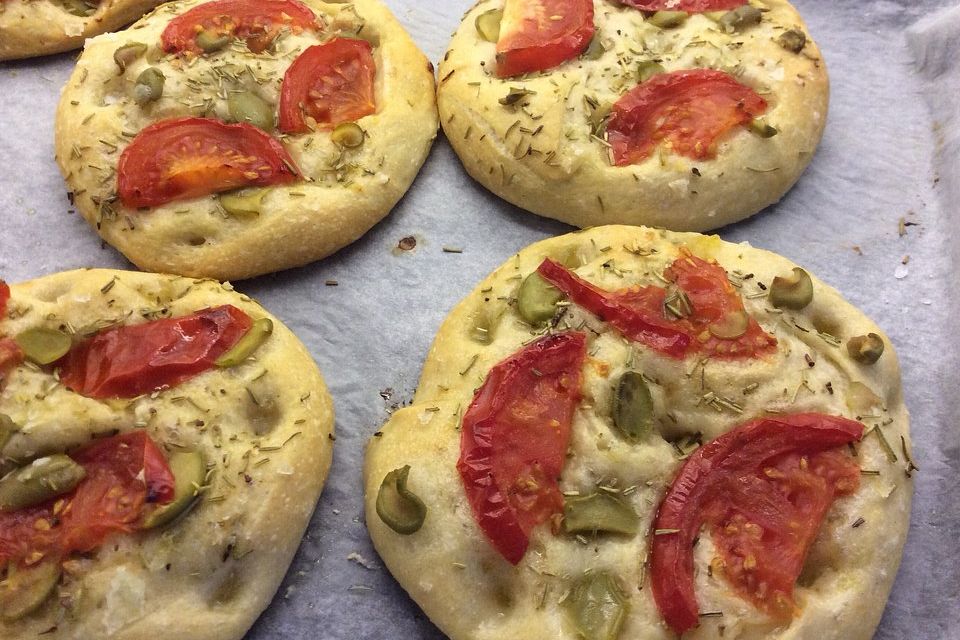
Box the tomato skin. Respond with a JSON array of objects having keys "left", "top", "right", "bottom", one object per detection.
[
  {"left": 458, "top": 332, "right": 586, "bottom": 564},
  {"left": 0, "top": 282, "right": 24, "bottom": 382},
  {"left": 619, "top": 0, "right": 745, "bottom": 10},
  {"left": 161, "top": 0, "right": 318, "bottom": 55},
  {"left": 607, "top": 69, "right": 767, "bottom": 165},
  {"left": 117, "top": 117, "right": 299, "bottom": 209},
  {"left": 650, "top": 413, "right": 864, "bottom": 634},
  {"left": 278, "top": 38, "right": 377, "bottom": 134},
  {"left": 59, "top": 305, "right": 252, "bottom": 399},
  {"left": 495, "top": 0, "right": 595, "bottom": 78},
  {"left": 0, "top": 280, "right": 8, "bottom": 317}
]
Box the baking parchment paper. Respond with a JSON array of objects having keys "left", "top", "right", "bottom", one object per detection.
[{"left": 1, "top": 0, "right": 959, "bottom": 637}]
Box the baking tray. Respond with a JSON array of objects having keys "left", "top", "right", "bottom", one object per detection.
[{"left": 1, "top": 0, "right": 958, "bottom": 637}]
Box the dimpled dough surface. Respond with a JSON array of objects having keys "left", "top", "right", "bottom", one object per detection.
[
  {"left": 55, "top": 0, "right": 439, "bottom": 281},
  {"left": 437, "top": 0, "right": 828, "bottom": 232},
  {"left": 364, "top": 226, "right": 912, "bottom": 640},
  {"left": 0, "top": 269, "right": 334, "bottom": 640}
]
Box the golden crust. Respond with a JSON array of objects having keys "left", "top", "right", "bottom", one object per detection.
[
  {"left": 55, "top": 0, "right": 439, "bottom": 281},
  {"left": 0, "top": 268, "right": 334, "bottom": 640},
  {"left": 364, "top": 225, "right": 911, "bottom": 640},
  {"left": 437, "top": 0, "right": 829, "bottom": 232}
]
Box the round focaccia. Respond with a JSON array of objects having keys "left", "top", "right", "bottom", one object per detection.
[
  {"left": 436, "top": 0, "right": 829, "bottom": 232},
  {"left": 364, "top": 226, "right": 912, "bottom": 640},
  {"left": 55, "top": 0, "right": 438, "bottom": 281},
  {"left": 0, "top": 269, "right": 334, "bottom": 639}
]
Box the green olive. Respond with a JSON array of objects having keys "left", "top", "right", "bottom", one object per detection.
[
  {"left": 113, "top": 42, "right": 147, "bottom": 74},
  {"left": 778, "top": 29, "right": 807, "bottom": 54},
  {"left": 647, "top": 10, "right": 688, "bottom": 29},
  {"left": 471, "top": 305, "right": 502, "bottom": 345},
  {"left": 13, "top": 328, "right": 71, "bottom": 366},
  {"left": 583, "top": 36, "right": 606, "bottom": 61},
  {"left": 517, "top": 272, "right": 563, "bottom": 325},
  {"left": 57, "top": 0, "right": 97, "bottom": 17},
  {"left": 219, "top": 187, "right": 269, "bottom": 217},
  {"left": 196, "top": 30, "right": 232, "bottom": 53},
  {"left": 142, "top": 450, "right": 205, "bottom": 529},
  {"left": 0, "top": 414, "right": 15, "bottom": 452},
  {"left": 708, "top": 310, "right": 749, "bottom": 340},
  {"left": 133, "top": 67, "right": 165, "bottom": 105},
  {"left": 215, "top": 318, "right": 273, "bottom": 367},
  {"left": 749, "top": 118, "right": 778, "bottom": 138},
  {"left": 564, "top": 571, "right": 628, "bottom": 640},
  {"left": 563, "top": 492, "right": 638, "bottom": 535},
  {"left": 612, "top": 371, "right": 654, "bottom": 442},
  {"left": 0, "top": 558, "right": 61, "bottom": 622},
  {"left": 847, "top": 333, "right": 884, "bottom": 365},
  {"left": 475, "top": 8, "right": 503, "bottom": 43},
  {"left": 718, "top": 5, "right": 762, "bottom": 32},
  {"left": 703, "top": 10, "right": 726, "bottom": 21},
  {"left": 0, "top": 455, "right": 86, "bottom": 513},
  {"left": 376, "top": 465, "right": 426, "bottom": 535},
  {"left": 768, "top": 267, "right": 813, "bottom": 310},
  {"left": 228, "top": 91, "right": 274, "bottom": 131},
  {"left": 637, "top": 60, "right": 665, "bottom": 83},
  {"left": 331, "top": 122, "right": 365, "bottom": 148}
]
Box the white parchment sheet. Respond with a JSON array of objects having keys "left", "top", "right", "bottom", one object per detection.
[{"left": 1, "top": 1, "right": 959, "bottom": 638}]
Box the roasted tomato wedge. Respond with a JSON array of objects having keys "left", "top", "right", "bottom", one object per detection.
[
  {"left": 161, "top": 0, "right": 318, "bottom": 55},
  {"left": 458, "top": 332, "right": 586, "bottom": 564},
  {"left": 59, "top": 305, "right": 252, "bottom": 399},
  {"left": 278, "top": 38, "right": 377, "bottom": 133},
  {"left": 0, "top": 280, "right": 9, "bottom": 317},
  {"left": 606, "top": 69, "right": 767, "bottom": 165},
  {"left": 0, "top": 281, "right": 24, "bottom": 383},
  {"left": 537, "top": 249, "right": 776, "bottom": 359},
  {"left": 495, "top": 0, "right": 595, "bottom": 78},
  {"left": 0, "top": 431, "right": 175, "bottom": 566},
  {"left": 650, "top": 413, "right": 864, "bottom": 634},
  {"left": 619, "top": 0, "right": 745, "bottom": 10},
  {"left": 117, "top": 117, "right": 298, "bottom": 208}
]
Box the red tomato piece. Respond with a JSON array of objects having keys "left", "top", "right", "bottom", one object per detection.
[
  {"left": 0, "top": 280, "right": 9, "bottom": 317},
  {"left": 649, "top": 413, "right": 863, "bottom": 634},
  {"left": 619, "top": 0, "right": 745, "bottom": 11},
  {"left": 278, "top": 38, "right": 377, "bottom": 133},
  {"left": 458, "top": 332, "right": 586, "bottom": 564},
  {"left": 537, "top": 250, "right": 776, "bottom": 359},
  {"left": 161, "top": 0, "right": 319, "bottom": 55},
  {"left": 495, "top": 0, "right": 595, "bottom": 78},
  {"left": 606, "top": 69, "right": 767, "bottom": 165},
  {"left": 0, "top": 431, "right": 175, "bottom": 567},
  {"left": 59, "top": 305, "right": 252, "bottom": 399}
]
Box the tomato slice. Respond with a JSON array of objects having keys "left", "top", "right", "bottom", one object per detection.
[
  {"left": 0, "top": 280, "right": 9, "bottom": 317},
  {"left": 0, "top": 431, "right": 175, "bottom": 567},
  {"left": 495, "top": 0, "right": 595, "bottom": 78},
  {"left": 0, "top": 282, "right": 24, "bottom": 383},
  {"left": 619, "top": 0, "right": 745, "bottom": 10},
  {"left": 117, "top": 117, "right": 299, "bottom": 209},
  {"left": 649, "top": 413, "right": 863, "bottom": 634},
  {"left": 606, "top": 69, "right": 767, "bottom": 165},
  {"left": 59, "top": 305, "right": 252, "bottom": 399},
  {"left": 537, "top": 249, "right": 776, "bottom": 359},
  {"left": 160, "top": 0, "right": 319, "bottom": 55},
  {"left": 457, "top": 332, "right": 586, "bottom": 564},
  {"left": 278, "top": 38, "right": 377, "bottom": 134}
]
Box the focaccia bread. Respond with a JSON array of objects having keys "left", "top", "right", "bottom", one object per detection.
[
  {"left": 437, "top": 0, "right": 828, "bottom": 231},
  {"left": 55, "top": 0, "right": 438, "bottom": 281},
  {"left": 0, "top": 0, "right": 162, "bottom": 61},
  {"left": 0, "top": 269, "right": 334, "bottom": 639},
  {"left": 365, "top": 226, "right": 912, "bottom": 640}
]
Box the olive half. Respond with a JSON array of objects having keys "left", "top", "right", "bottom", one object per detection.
[
  {"left": 564, "top": 571, "right": 628, "bottom": 640},
  {"left": 228, "top": 91, "right": 274, "bottom": 131},
  {"left": 219, "top": 187, "right": 269, "bottom": 217},
  {"left": 475, "top": 9, "right": 503, "bottom": 42},
  {"left": 376, "top": 465, "right": 426, "bottom": 535},
  {"left": 847, "top": 333, "right": 884, "bottom": 365},
  {"left": 0, "top": 455, "right": 86, "bottom": 512},
  {"left": 563, "top": 492, "right": 638, "bottom": 536},
  {"left": 215, "top": 318, "right": 273, "bottom": 367},
  {"left": 113, "top": 42, "right": 147, "bottom": 74},
  {"left": 0, "top": 559, "right": 61, "bottom": 622},
  {"left": 517, "top": 272, "right": 563, "bottom": 325},
  {"left": 768, "top": 267, "right": 813, "bottom": 310},
  {"left": 14, "top": 328, "right": 71, "bottom": 366},
  {"left": 647, "top": 10, "right": 688, "bottom": 29},
  {"left": 142, "top": 450, "right": 205, "bottom": 529},
  {"left": 612, "top": 371, "right": 654, "bottom": 442}
]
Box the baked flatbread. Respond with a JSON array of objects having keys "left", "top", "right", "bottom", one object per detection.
[
  {"left": 437, "top": 0, "right": 829, "bottom": 231},
  {"left": 365, "top": 225, "right": 912, "bottom": 640},
  {"left": 0, "top": 269, "right": 334, "bottom": 639}
]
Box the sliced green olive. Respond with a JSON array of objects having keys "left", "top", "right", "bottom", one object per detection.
[
  {"left": 215, "top": 318, "right": 273, "bottom": 367},
  {"left": 376, "top": 465, "right": 426, "bottom": 535},
  {"left": 749, "top": 118, "right": 778, "bottom": 138},
  {"left": 563, "top": 492, "right": 638, "bottom": 535},
  {"left": 718, "top": 5, "right": 762, "bottom": 33},
  {"left": 0, "top": 558, "right": 61, "bottom": 622},
  {"left": 142, "top": 450, "right": 205, "bottom": 529},
  {"left": 708, "top": 310, "right": 749, "bottom": 340},
  {"left": 13, "top": 328, "right": 71, "bottom": 366},
  {"left": 647, "top": 10, "right": 688, "bottom": 29},
  {"left": 331, "top": 122, "right": 365, "bottom": 148},
  {"left": 768, "top": 267, "right": 813, "bottom": 310},
  {"left": 228, "top": 91, "right": 274, "bottom": 131},
  {"left": 612, "top": 371, "right": 654, "bottom": 442},
  {"left": 219, "top": 187, "right": 269, "bottom": 217},
  {"left": 637, "top": 60, "right": 665, "bottom": 83},
  {"left": 133, "top": 67, "right": 165, "bottom": 105},
  {"left": 564, "top": 571, "right": 628, "bottom": 640},
  {"left": 0, "top": 414, "right": 15, "bottom": 452},
  {"left": 847, "top": 333, "right": 884, "bottom": 365},
  {"left": 57, "top": 0, "right": 97, "bottom": 17},
  {"left": 778, "top": 28, "right": 807, "bottom": 54},
  {"left": 196, "top": 30, "right": 232, "bottom": 53},
  {"left": 583, "top": 36, "right": 606, "bottom": 61},
  {"left": 0, "top": 455, "right": 86, "bottom": 513},
  {"left": 113, "top": 42, "right": 147, "bottom": 74},
  {"left": 475, "top": 8, "right": 503, "bottom": 43},
  {"left": 517, "top": 272, "right": 563, "bottom": 325}
]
